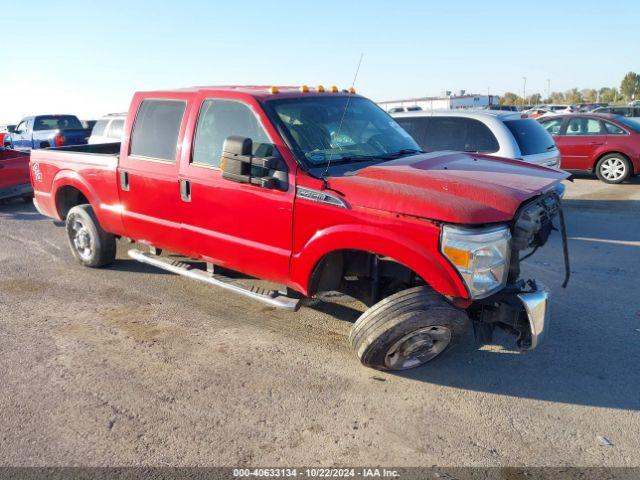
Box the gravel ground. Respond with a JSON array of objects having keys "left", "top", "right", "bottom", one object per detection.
[{"left": 0, "top": 176, "right": 639, "bottom": 467}]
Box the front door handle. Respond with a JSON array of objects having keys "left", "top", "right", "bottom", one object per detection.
[
  {"left": 120, "top": 171, "right": 129, "bottom": 191},
  {"left": 590, "top": 141, "right": 604, "bottom": 145},
  {"left": 180, "top": 179, "right": 191, "bottom": 202}
]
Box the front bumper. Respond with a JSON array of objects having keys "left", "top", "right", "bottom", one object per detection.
[{"left": 470, "top": 280, "right": 550, "bottom": 351}]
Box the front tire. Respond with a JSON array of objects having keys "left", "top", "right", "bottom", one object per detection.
[
  {"left": 349, "top": 286, "right": 469, "bottom": 371},
  {"left": 65, "top": 204, "right": 116, "bottom": 267},
  {"left": 595, "top": 154, "right": 631, "bottom": 184}
]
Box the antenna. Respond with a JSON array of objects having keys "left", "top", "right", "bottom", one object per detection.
[{"left": 322, "top": 52, "right": 364, "bottom": 180}]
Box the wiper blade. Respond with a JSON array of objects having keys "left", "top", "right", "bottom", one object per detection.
[
  {"left": 546, "top": 144, "right": 556, "bottom": 150},
  {"left": 332, "top": 154, "right": 381, "bottom": 163},
  {"left": 378, "top": 148, "right": 425, "bottom": 159}
]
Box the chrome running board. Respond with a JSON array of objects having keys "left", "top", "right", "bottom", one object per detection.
[{"left": 127, "top": 249, "right": 301, "bottom": 311}]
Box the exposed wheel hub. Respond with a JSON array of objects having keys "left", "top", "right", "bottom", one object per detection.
[
  {"left": 71, "top": 220, "right": 93, "bottom": 261},
  {"left": 384, "top": 326, "right": 452, "bottom": 370}
]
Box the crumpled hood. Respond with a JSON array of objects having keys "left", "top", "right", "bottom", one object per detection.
[{"left": 328, "top": 151, "right": 569, "bottom": 224}]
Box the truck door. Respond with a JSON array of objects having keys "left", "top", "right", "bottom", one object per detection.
[
  {"left": 0, "top": 149, "right": 29, "bottom": 189},
  {"left": 178, "top": 97, "right": 295, "bottom": 284},
  {"left": 117, "top": 97, "right": 190, "bottom": 254},
  {"left": 11, "top": 120, "right": 28, "bottom": 150}
]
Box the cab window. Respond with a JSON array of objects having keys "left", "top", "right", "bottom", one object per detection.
[
  {"left": 130, "top": 100, "right": 187, "bottom": 162},
  {"left": 192, "top": 99, "right": 274, "bottom": 168},
  {"left": 565, "top": 118, "right": 603, "bottom": 135}
]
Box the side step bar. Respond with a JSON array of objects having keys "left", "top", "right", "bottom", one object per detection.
[{"left": 127, "top": 249, "right": 301, "bottom": 311}]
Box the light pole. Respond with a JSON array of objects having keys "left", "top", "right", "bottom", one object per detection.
[
  {"left": 546, "top": 78, "right": 551, "bottom": 103},
  {"left": 522, "top": 76, "right": 527, "bottom": 107}
]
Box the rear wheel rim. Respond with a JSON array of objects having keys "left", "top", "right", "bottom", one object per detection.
[
  {"left": 600, "top": 157, "right": 626, "bottom": 181},
  {"left": 384, "top": 326, "right": 452, "bottom": 370},
  {"left": 70, "top": 218, "right": 93, "bottom": 261}
]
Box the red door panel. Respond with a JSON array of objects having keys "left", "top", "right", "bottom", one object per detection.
[
  {"left": 0, "top": 149, "right": 30, "bottom": 188},
  {"left": 557, "top": 117, "right": 607, "bottom": 170}
]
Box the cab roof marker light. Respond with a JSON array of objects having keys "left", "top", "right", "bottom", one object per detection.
[
  {"left": 348, "top": 87, "right": 356, "bottom": 94},
  {"left": 269, "top": 86, "right": 279, "bottom": 94},
  {"left": 316, "top": 85, "right": 325, "bottom": 92},
  {"left": 330, "top": 86, "right": 339, "bottom": 93},
  {"left": 300, "top": 85, "right": 309, "bottom": 93}
]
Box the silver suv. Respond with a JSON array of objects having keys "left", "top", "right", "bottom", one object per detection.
[{"left": 392, "top": 110, "right": 560, "bottom": 168}]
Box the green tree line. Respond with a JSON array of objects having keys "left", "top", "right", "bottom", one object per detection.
[{"left": 500, "top": 71, "right": 640, "bottom": 106}]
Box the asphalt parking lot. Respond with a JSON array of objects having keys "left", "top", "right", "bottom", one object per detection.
[{"left": 1, "top": 176, "right": 639, "bottom": 467}]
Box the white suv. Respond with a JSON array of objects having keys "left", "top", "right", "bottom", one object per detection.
[
  {"left": 88, "top": 113, "right": 126, "bottom": 144},
  {"left": 392, "top": 110, "right": 560, "bottom": 168}
]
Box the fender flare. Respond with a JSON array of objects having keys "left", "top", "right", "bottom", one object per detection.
[
  {"left": 289, "top": 224, "right": 468, "bottom": 298},
  {"left": 51, "top": 170, "right": 101, "bottom": 220}
]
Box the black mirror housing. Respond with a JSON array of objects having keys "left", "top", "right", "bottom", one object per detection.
[{"left": 220, "top": 135, "right": 286, "bottom": 191}]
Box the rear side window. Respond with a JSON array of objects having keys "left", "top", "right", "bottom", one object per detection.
[
  {"left": 565, "top": 118, "right": 603, "bottom": 135},
  {"left": 192, "top": 99, "right": 273, "bottom": 168},
  {"left": 395, "top": 117, "right": 428, "bottom": 145},
  {"left": 603, "top": 121, "right": 625, "bottom": 135},
  {"left": 107, "top": 119, "right": 124, "bottom": 139},
  {"left": 91, "top": 120, "right": 109, "bottom": 137},
  {"left": 130, "top": 100, "right": 186, "bottom": 161},
  {"left": 504, "top": 119, "right": 555, "bottom": 155},
  {"left": 423, "top": 117, "right": 499, "bottom": 154}
]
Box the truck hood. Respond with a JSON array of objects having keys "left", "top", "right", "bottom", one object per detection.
[{"left": 328, "top": 151, "right": 569, "bottom": 224}]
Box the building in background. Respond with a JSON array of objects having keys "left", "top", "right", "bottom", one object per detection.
[{"left": 379, "top": 90, "right": 499, "bottom": 112}]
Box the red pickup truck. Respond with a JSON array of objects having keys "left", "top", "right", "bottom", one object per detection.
[
  {"left": 0, "top": 147, "right": 32, "bottom": 202},
  {"left": 30, "top": 85, "right": 569, "bottom": 371}
]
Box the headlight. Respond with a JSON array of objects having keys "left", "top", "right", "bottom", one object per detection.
[{"left": 441, "top": 224, "right": 511, "bottom": 299}]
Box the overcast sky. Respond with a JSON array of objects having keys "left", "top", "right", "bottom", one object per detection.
[{"left": 1, "top": 0, "right": 638, "bottom": 123}]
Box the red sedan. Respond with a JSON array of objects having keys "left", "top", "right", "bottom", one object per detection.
[
  {"left": 0, "top": 147, "right": 32, "bottom": 202},
  {"left": 539, "top": 113, "right": 640, "bottom": 183}
]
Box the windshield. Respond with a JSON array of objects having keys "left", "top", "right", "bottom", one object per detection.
[
  {"left": 616, "top": 116, "right": 640, "bottom": 133},
  {"left": 504, "top": 119, "right": 556, "bottom": 156},
  {"left": 34, "top": 115, "right": 84, "bottom": 131},
  {"left": 264, "top": 96, "right": 420, "bottom": 167}
]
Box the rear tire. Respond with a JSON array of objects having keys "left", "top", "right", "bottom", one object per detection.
[
  {"left": 349, "top": 286, "right": 469, "bottom": 371},
  {"left": 65, "top": 204, "right": 116, "bottom": 267},
  {"left": 595, "top": 154, "right": 631, "bottom": 184}
]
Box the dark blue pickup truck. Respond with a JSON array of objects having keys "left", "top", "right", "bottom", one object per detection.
[{"left": 3, "top": 115, "right": 90, "bottom": 151}]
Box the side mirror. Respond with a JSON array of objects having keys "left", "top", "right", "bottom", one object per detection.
[
  {"left": 220, "top": 135, "right": 284, "bottom": 190},
  {"left": 7, "top": 126, "right": 15, "bottom": 133}
]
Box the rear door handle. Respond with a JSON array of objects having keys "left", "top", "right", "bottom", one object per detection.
[
  {"left": 120, "top": 171, "right": 129, "bottom": 191},
  {"left": 180, "top": 179, "right": 191, "bottom": 202}
]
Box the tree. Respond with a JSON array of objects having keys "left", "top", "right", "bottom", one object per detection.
[
  {"left": 599, "top": 87, "right": 619, "bottom": 103},
  {"left": 528, "top": 93, "right": 542, "bottom": 105},
  {"left": 565, "top": 88, "right": 582, "bottom": 104},
  {"left": 549, "top": 91, "right": 566, "bottom": 104},
  {"left": 581, "top": 89, "right": 598, "bottom": 103},
  {"left": 500, "top": 91, "right": 521, "bottom": 106},
  {"left": 620, "top": 71, "right": 640, "bottom": 101}
]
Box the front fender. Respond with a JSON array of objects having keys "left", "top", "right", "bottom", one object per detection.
[{"left": 289, "top": 223, "right": 468, "bottom": 299}]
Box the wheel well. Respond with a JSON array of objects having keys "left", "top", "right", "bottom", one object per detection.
[
  {"left": 308, "top": 249, "right": 422, "bottom": 306},
  {"left": 55, "top": 186, "right": 89, "bottom": 220},
  {"left": 593, "top": 151, "right": 630, "bottom": 172}
]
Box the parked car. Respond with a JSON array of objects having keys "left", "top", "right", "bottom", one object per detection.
[
  {"left": 88, "top": 113, "right": 126, "bottom": 144},
  {"left": 483, "top": 105, "right": 518, "bottom": 112},
  {"left": 0, "top": 124, "right": 16, "bottom": 145},
  {"left": 387, "top": 106, "right": 422, "bottom": 113},
  {"left": 3, "top": 115, "right": 91, "bottom": 151},
  {"left": 30, "top": 85, "right": 569, "bottom": 371},
  {"left": 592, "top": 106, "right": 640, "bottom": 118},
  {"left": 524, "top": 108, "right": 551, "bottom": 119},
  {"left": 392, "top": 110, "right": 560, "bottom": 168},
  {"left": 0, "top": 147, "right": 32, "bottom": 202},
  {"left": 538, "top": 113, "right": 640, "bottom": 183},
  {"left": 546, "top": 105, "right": 576, "bottom": 114}
]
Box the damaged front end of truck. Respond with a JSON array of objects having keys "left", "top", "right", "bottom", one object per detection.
[{"left": 466, "top": 189, "right": 571, "bottom": 351}]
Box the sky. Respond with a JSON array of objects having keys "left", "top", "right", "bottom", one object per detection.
[{"left": 1, "top": 0, "right": 638, "bottom": 124}]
